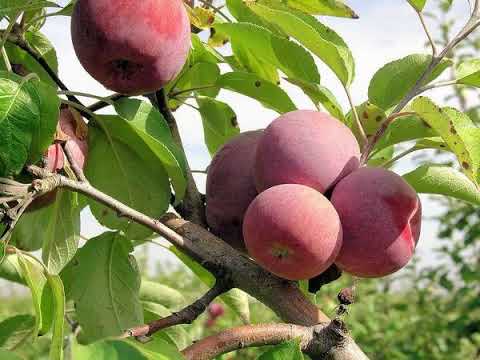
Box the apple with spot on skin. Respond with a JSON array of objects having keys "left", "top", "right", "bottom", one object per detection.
[
  {"left": 255, "top": 110, "right": 360, "bottom": 194},
  {"left": 206, "top": 131, "right": 263, "bottom": 251},
  {"left": 331, "top": 167, "right": 422, "bottom": 278},
  {"left": 71, "top": 0, "right": 191, "bottom": 95},
  {"left": 243, "top": 184, "right": 343, "bottom": 281}
]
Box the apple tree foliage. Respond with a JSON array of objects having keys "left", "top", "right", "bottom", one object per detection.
[{"left": 0, "top": 0, "right": 479, "bottom": 359}]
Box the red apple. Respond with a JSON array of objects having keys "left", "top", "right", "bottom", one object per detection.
[
  {"left": 255, "top": 110, "right": 360, "bottom": 194},
  {"left": 71, "top": 0, "right": 191, "bottom": 95},
  {"left": 243, "top": 184, "right": 343, "bottom": 280},
  {"left": 331, "top": 167, "right": 422, "bottom": 278}
]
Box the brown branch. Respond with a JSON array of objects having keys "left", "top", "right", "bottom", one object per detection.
[
  {"left": 360, "top": 112, "right": 416, "bottom": 164},
  {"left": 182, "top": 321, "right": 369, "bottom": 360},
  {"left": 88, "top": 93, "right": 125, "bottom": 112},
  {"left": 4, "top": 29, "right": 90, "bottom": 119},
  {"left": 361, "top": 10, "right": 480, "bottom": 160},
  {"left": 62, "top": 144, "right": 88, "bottom": 183},
  {"left": 150, "top": 89, "right": 206, "bottom": 226},
  {"left": 24, "top": 167, "right": 368, "bottom": 359},
  {"left": 122, "top": 279, "right": 231, "bottom": 338}
]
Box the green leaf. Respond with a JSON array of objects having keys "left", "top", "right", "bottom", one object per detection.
[
  {"left": 0, "top": 349, "right": 22, "bottom": 360},
  {"left": 216, "top": 72, "right": 296, "bottom": 114},
  {"left": 11, "top": 190, "right": 80, "bottom": 274},
  {"left": 0, "top": 0, "right": 59, "bottom": 16},
  {"left": 69, "top": 232, "right": 143, "bottom": 343},
  {"left": 231, "top": 41, "right": 280, "bottom": 84},
  {"left": 169, "top": 247, "right": 215, "bottom": 286},
  {"left": 0, "top": 254, "right": 23, "bottom": 284},
  {"left": 368, "top": 145, "right": 394, "bottom": 167},
  {"left": 197, "top": 96, "right": 240, "bottom": 156},
  {"left": 142, "top": 302, "right": 191, "bottom": 350},
  {"left": 113, "top": 99, "right": 188, "bottom": 200},
  {"left": 73, "top": 338, "right": 185, "bottom": 360},
  {"left": 47, "top": 274, "right": 65, "bottom": 360},
  {"left": 285, "top": 78, "right": 344, "bottom": 121},
  {"left": 85, "top": 123, "right": 171, "bottom": 240},
  {"left": 0, "top": 72, "right": 58, "bottom": 174},
  {"left": 226, "top": 0, "right": 286, "bottom": 36},
  {"left": 373, "top": 114, "right": 437, "bottom": 153},
  {"left": 407, "top": 0, "right": 427, "bottom": 11},
  {"left": 403, "top": 165, "right": 480, "bottom": 205},
  {"left": 249, "top": 2, "right": 355, "bottom": 85},
  {"left": 190, "top": 34, "right": 223, "bottom": 64},
  {"left": 124, "top": 337, "right": 185, "bottom": 360},
  {"left": 368, "top": 54, "right": 452, "bottom": 110},
  {"left": 215, "top": 23, "right": 319, "bottom": 84},
  {"left": 5, "top": 31, "right": 59, "bottom": 87},
  {"left": 52, "top": 0, "right": 75, "bottom": 17},
  {"left": 169, "top": 247, "right": 249, "bottom": 323},
  {"left": 27, "top": 80, "right": 60, "bottom": 164},
  {"left": 0, "top": 72, "right": 40, "bottom": 176},
  {"left": 221, "top": 288, "right": 250, "bottom": 324},
  {"left": 273, "top": 0, "right": 359, "bottom": 18},
  {"left": 346, "top": 101, "right": 386, "bottom": 146},
  {"left": 172, "top": 62, "right": 220, "bottom": 98},
  {"left": 16, "top": 252, "right": 52, "bottom": 336},
  {"left": 456, "top": 59, "right": 480, "bottom": 87},
  {"left": 411, "top": 97, "right": 480, "bottom": 185},
  {"left": 73, "top": 340, "right": 147, "bottom": 359},
  {"left": 139, "top": 280, "right": 185, "bottom": 309},
  {"left": 0, "top": 315, "right": 35, "bottom": 350},
  {"left": 41, "top": 190, "right": 80, "bottom": 274},
  {"left": 257, "top": 339, "right": 304, "bottom": 360}
]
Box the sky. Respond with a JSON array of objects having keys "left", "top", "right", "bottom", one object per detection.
[{"left": 28, "top": 0, "right": 476, "bottom": 273}]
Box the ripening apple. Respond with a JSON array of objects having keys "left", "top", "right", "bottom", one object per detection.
[
  {"left": 255, "top": 110, "right": 360, "bottom": 194},
  {"left": 331, "top": 167, "right": 422, "bottom": 278},
  {"left": 243, "top": 184, "right": 343, "bottom": 280},
  {"left": 71, "top": 0, "right": 191, "bottom": 95}
]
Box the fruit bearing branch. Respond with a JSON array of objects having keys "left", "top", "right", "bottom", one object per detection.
[{"left": 23, "top": 166, "right": 368, "bottom": 359}]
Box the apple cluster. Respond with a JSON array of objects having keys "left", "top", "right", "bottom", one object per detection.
[{"left": 206, "top": 110, "right": 422, "bottom": 280}]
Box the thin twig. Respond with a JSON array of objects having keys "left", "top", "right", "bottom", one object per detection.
[
  {"left": 60, "top": 99, "right": 96, "bottom": 119},
  {"left": 4, "top": 31, "right": 90, "bottom": 118},
  {"left": 196, "top": 0, "right": 233, "bottom": 22},
  {"left": 360, "top": 112, "right": 416, "bottom": 164},
  {"left": 1, "top": 47, "right": 11, "bottom": 72},
  {"left": 88, "top": 93, "right": 125, "bottom": 112},
  {"left": 122, "top": 279, "right": 232, "bottom": 338},
  {"left": 152, "top": 89, "right": 206, "bottom": 226},
  {"left": 381, "top": 146, "right": 418, "bottom": 168},
  {"left": 62, "top": 144, "right": 89, "bottom": 183},
  {"left": 344, "top": 86, "right": 367, "bottom": 145},
  {"left": 361, "top": 9, "right": 480, "bottom": 161},
  {"left": 170, "top": 85, "right": 217, "bottom": 98},
  {"left": 417, "top": 11, "right": 437, "bottom": 56},
  {"left": 57, "top": 90, "right": 115, "bottom": 105},
  {"left": 418, "top": 79, "right": 458, "bottom": 92}
]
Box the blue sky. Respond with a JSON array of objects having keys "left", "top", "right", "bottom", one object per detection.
[{"left": 39, "top": 0, "right": 475, "bottom": 271}]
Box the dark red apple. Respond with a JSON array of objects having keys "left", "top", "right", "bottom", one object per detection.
[{"left": 71, "top": 0, "right": 191, "bottom": 95}]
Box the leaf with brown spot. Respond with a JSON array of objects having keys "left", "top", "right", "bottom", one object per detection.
[{"left": 411, "top": 97, "right": 480, "bottom": 186}]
